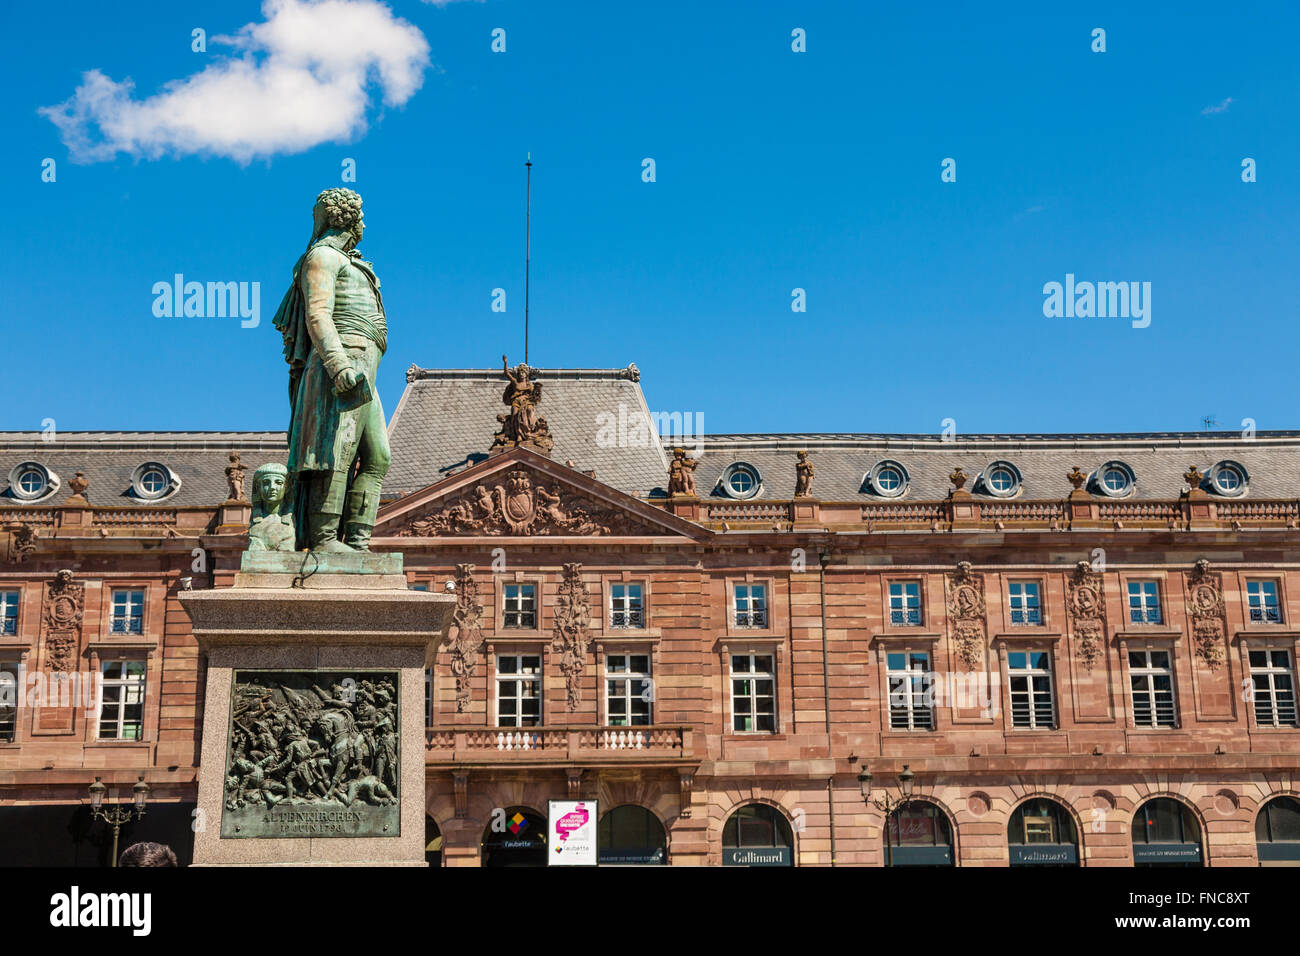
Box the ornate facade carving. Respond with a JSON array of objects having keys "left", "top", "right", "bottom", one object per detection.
[
  {"left": 1068, "top": 560, "right": 1106, "bottom": 670},
  {"left": 947, "top": 561, "right": 986, "bottom": 670},
  {"left": 668, "top": 447, "right": 697, "bottom": 496},
  {"left": 552, "top": 563, "right": 592, "bottom": 710},
  {"left": 794, "top": 450, "right": 814, "bottom": 498},
  {"left": 447, "top": 563, "right": 485, "bottom": 712},
  {"left": 3, "top": 523, "right": 37, "bottom": 564},
  {"left": 225, "top": 450, "right": 248, "bottom": 501},
  {"left": 394, "top": 470, "right": 646, "bottom": 537},
  {"left": 40, "top": 569, "right": 84, "bottom": 673},
  {"left": 491, "top": 358, "right": 554, "bottom": 455},
  {"left": 1188, "top": 558, "right": 1227, "bottom": 668}
]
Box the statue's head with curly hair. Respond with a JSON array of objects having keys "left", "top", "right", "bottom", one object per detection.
[{"left": 312, "top": 187, "right": 365, "bottom": 248}]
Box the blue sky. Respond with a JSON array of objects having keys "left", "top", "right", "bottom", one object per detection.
[{"left": 5, "top": 0, "right": 1298, "bottom": 435}]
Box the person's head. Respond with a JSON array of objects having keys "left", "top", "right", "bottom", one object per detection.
[
  {"left": 251, "top": 463, "right": 289, "bottom": 514},
  {"left": 117, "top": 842, "right": 178, "bottom": 867},
  {"left": 313, "top": 187, "right": 364, "bottom": 247}
]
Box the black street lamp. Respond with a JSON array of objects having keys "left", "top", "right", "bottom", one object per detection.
[
  {"left": 859, "top": 764, "right": 915, "bottom": 867},
  {"left": 87, "top": 775, "right": 149, "bottom": 867}
]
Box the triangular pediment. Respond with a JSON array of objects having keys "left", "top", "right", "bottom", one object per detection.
[{"left": 375, "top": 446, "right": 708, "bottom": 540}]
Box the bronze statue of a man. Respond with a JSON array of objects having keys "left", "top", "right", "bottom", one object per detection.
[{"left": 272, "top": 188, "right": 390, "bottom": 552}]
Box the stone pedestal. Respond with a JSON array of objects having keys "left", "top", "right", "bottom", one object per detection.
[{"left": 180, "top": 551, "right": 454, "bottom": 866}]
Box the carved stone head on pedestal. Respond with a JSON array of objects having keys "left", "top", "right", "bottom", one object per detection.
[{"left": 247, "top": 463, "right": 296, "bottom": 552}]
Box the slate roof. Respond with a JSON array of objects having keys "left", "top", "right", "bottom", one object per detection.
[
  {"left": 5, "top": 372, "right": 1298, "bottom": 510},
  {"left": 0, "top": 432, "right": 287, "bottom": 508},
  {"left": 386, "top": 366, "right": 668, "bottom": 499},
  {"left": 681, "top": 433, "right": 1300, "bottom": 502}
]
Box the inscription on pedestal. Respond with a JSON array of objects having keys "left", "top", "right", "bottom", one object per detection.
[{"left": 221, "top": 670, "right": 400, "bottom": 839}]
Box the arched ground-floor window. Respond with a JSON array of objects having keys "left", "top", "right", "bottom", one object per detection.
[
  {"left": 722, "top": 804, "right": 793, "bottom": 866},
  {"left": 480, "top": 806, "right": 547, "bottom": 868},
  {"left": 598, "top": 805, "right": 667, "bottom": 865},
  {"left": 1256, "top": 796, "right": 1300, "bottom": 866},
  {"left": 425, "top": 815, "right": 442, "bottom": 867},
  {"left": 886, "top": 801, "right": 954, "bottom": 867},
  {"left": 1008, "top": 798, "right": 1079, "bottom": 866},
  {"left": 1132, "top": 798, "right": 1203, "bottom": 867}
]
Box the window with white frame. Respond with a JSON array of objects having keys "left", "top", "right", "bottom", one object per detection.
[
  {"left": 110, "top": 589, "right": 145, "bottom": 634},
  {"left": 1249, "top": 649, "right": 1298, "bottom": 728},
  {"left": 1008, "top": 650, "right": 1055, "bottom": 728},
  {"left": 502, "top": 584, "right": 537, "bottom": 628},
  {"left": 1008, "top": 581, "right": 1042, "bottom": 626},
  {"left": 729, "top": 653, "right": 775, "bottom": 732},
  {"left": 1247, "top": 580, "right": 1282, "bottom": 624},
  {"left": 887, "top": 651, "right": 933, "bottom": 730},
  {"left": 495, "top": 654, "right": 541, "bottom": 727},
  {"left": 0, "top": 590, "right": 18, "bottom": 635},
  {"left": 889, "top": 582, "right": 922, "bottom": 627},
  {"left": 606, "top": 653, "right": 652, "bottom": 726},
  {"left": 1127, "top": 580, "right": 1162, "bottom": 625},
  {"left": 1129, "top": 648, "right": 1177, "bottom": 728},
  {"left": 97, "top": 659, "right": 145, "bottom": 740},
  {"left": 0, "top": 659, "right": 17, "bottom": 743},
  {"left": 610, "top": 583, "right": 645, "bottom": 629},
  {"left": 734, "top": 584, "right": 768, "bottom": 628}
]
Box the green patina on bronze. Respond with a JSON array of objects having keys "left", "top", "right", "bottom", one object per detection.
[
  {"left": 222, "top": 670, "right": 400, "bottom": 839},
  {"left": 272, "top": 187, "right": 391, "bottom": 553},
  {"left": 246, "top": 463, "right": 295, "bottom": 551}
]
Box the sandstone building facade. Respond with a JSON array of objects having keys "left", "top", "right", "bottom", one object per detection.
[{"left": 2, "top": 366, "right": 1298, "bottom": 866}]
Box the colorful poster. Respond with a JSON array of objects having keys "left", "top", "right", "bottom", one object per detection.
[{"left": 548, "top": 800, "right": 597, "bottom": 866}]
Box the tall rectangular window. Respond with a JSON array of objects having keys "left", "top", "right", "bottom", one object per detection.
[
  {"left": 1129, "top": 649, "right": 1176, "bottom": 728},
  {"left": 889, "top": 582, "right": 922, "bottom": 627},
  {"left": 1127, "top": 581, "right": 1162, "bottom": 625},
  {"left": 98, "top": 660, "right": 145, "bottom": 740},
  {"left": 0, "top": 591, "right": 18, "bottom": 636},
  {"left": 0, "top": 660, "right": 17, "bottom": 743},
  {"left": 730, "top": 653, "right": 775, "bottom": 732},
  {"left": 502, "top": 584, "right": 537, "bottom": 628},
  {"left": 495, "top": 654, "right": 541, "bottom": 727},
  {"left": 1008, "top": 582, "right": 1042, "bottom": 626},
  {"left": 1250, "top": 649, "right": 1298, "bottom": 728},
  {"left": 610, "top": 584, "right": 645, "bottom": 629},
  {"left": 606, "top": 653, "right": 652, "bottom": 726},
  {"left": 1008, "top": 650, "right": 1055, "bottom": 728},
  {"left": 425, "top": 668, "right": 433, "bottom": 726},
  {"left": 887, "top": 651, "right": 933, "bottom": 730},
  {"left": 734, "top": 585, "right": 768, "bottom": 628},
  {"left": 110, "top": 589, "right": 145, "bottom": 634},
  {"left": 1247, "top": 580, "right": 1282, "bottom": 624}
]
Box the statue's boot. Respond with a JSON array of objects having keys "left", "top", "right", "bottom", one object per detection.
[
  {"left": 310, "top": 512, "right": 354, "bottom": 553},
  {"left": 343, "top": 482, "right": 381, "bottom": 552}
]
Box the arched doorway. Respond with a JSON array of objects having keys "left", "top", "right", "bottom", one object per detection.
[
  {"left": 1008, "top": 798, "right": 1079, "bottom": 866},
  {"left": 722, "top": 804, "right": 793, "bottom": 866},
  {"left": 598, "top": 805, "right": 667, "bottom": 865},
  {"left": 885, "top": 801, "right": 954, "bottom": 866},
  {"left": 481, "top": 807, "right": 547, "bottom": 867},
  {"left": 1256, "top": 796, "right": 1300, "bottom": 866},
  {"left": 425, "top": 816, "right": 442, "bottom": 867},
  {"left": 1132, "top": 798, "right": 1204, "bottom": 867}
]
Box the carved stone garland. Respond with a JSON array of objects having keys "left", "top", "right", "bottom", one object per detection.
[
  {"left": 1068, "top": 560, "right": 1106, "bottom": 671},
  {"left": 947, "top": 561, "right": 986, "bottom": 671},
  {"left": 1188, "top": 558, "right": 1227, "bottom": 668},
  {"left": 395, "top": 470, "right": 643, "bottom": 537},
  {"left": 40, "top": 569, "right": 84, "bottom": 674},
  {"left": 447, "top": 563, "right": 485, "bottom": 713},
  {"left": 552, "top": 563, "right": 592, "bottom": 710}
]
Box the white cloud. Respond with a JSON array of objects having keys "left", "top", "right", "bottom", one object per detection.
[
  {"left": 40, "top": 0, "right": 430, "bottom": 163},
  {"left": 1201, "top": 97, "right": 1233, "bottom": 116}
]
